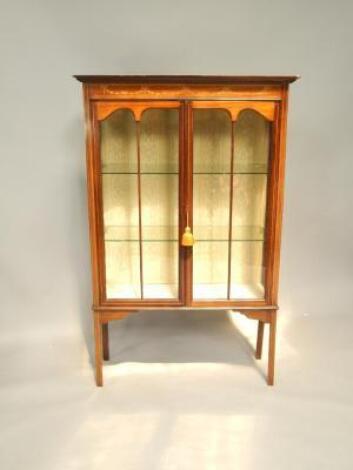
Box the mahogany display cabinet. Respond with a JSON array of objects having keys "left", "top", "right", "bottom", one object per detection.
[{"left": 75, "top": 75, "right": 299, "bottom": 386}]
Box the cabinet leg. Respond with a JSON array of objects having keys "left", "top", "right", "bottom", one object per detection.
[
  {"left": 102, "top": 323, "right": 110, "bottom": 361},
  {"left": 255, "top": 321, "right": 264, "bottom": 359},
  {"left": 93, "top": 313, "right": 103, "bottom": 387},
  {"left": 267, "top": 311, "right": 277, "bottom": 386}
]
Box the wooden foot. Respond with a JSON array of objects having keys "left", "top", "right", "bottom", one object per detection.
[
  {"left": 255, "top": 321, "right": 264, "bottom": 359},
  {"left": 267, "top": 311, "right": 277, "bottom": 386},
  {"left": 93, "top": 313, "right": 103, "bottom": 387},
  {"left": 102, "top": 323, "right": 110, "bottom": 361}
]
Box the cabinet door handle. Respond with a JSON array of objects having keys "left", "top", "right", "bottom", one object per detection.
[{"left": 181, "top": 210, "right": 194, "bottom": 247}]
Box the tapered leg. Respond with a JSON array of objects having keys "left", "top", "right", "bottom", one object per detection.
[
  {"left": 94, "top": 313, "right": 103, "bottom": 387},
  {"left": 255, "top": 321, "right": 264, "bottom": 359},
  {"left": 102, "top": 323, "right": 110, "bottom": 361},
  {"left": 267, "top": 311, "right": 277, "bottom": 386}
]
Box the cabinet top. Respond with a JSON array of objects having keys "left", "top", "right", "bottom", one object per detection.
[{"left": 73, "top": 75, "right": 299, "bottom": 85}]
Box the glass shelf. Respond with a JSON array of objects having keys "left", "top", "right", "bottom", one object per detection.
[
  {"left": 102, "top": 172, "right": 268, "bottom": 175},
  {"left": 104, "top": 225, "right": 265, "bottom": 242},
  {"left": 194, "top": 171, "right": 268, "bottom": 175},
  {"left": 102, "top": 171, "right": 179, "bottom": 175},
  {"left": 102, "top": 163, "right": 268, "bottom": 175},
  {"left": 101, "top": 164, "right": 178, "bottom": 174},
  {"left": 194, "top": 163, "right": 268, "bottom": 175}
]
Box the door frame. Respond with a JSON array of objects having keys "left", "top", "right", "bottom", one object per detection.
[
  {"left": 185, "top": 100, "right": 281, "bottom": 308},
  {"left": 87, "top": 97, "right": 286, "bottom": 310},
  {"left": 91, "top": 99, "right": 187, "bottom": 308}
]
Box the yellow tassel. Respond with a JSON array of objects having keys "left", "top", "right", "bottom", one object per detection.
[{"left": 181, "top": 226, "right": 194, "bottom": 246}]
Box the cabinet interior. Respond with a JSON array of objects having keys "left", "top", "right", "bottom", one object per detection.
[{"left": 100, "top": 104, "right": 270, "bottom": 302}]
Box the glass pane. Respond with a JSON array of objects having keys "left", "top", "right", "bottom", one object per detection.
[
  {"left": 100, "top": 106, "right": 180, "bottom": 301},
  {"left": 230, "top": 110, "right": 270, "bottom": 299},
  {"left": 101, "top": 109, "right": 137, "bottom": 173},
  {"left": 232, "top": 174, "right": 267, "bottom": 242},
  {"left": 193, "top": 242, "right": 228, "bottom": 299},
  {"left": 233, "top": 109, "right": 270, "bottom": 174},
  {"left": 193, "top": 109, "right": 231, "bottom": 174},
  {"left": 141, "top": 174, "right": 178, "bottom": 241},
  {"left": 143, "top": 242, "right": 178, "bottom": 299},
  {"left": 140, "top": 109, "right": 179, "bottom": 298},
  {"left": 192, "top": 106, "right": 270, "bottom": 301},
  {"left": 193, "top": 175, "right": 229, "bottom": 241},
  {"left": 230, "top": 242, "right": 265, "bottom": 299},
  {"left": 140, "top": 109, "right": 179, "bottom": 173},
  {"left": 100, "top": 109, "right": 140, "bottom": 299},
  {"left": 193, "top": 109, "right": 231, "bottom": 299},
  {"left": 105, "top": 241, "right": 140, "bottom": 299},
  {"left": 102, "top": 174, "right": 139, "bottom": 241}
]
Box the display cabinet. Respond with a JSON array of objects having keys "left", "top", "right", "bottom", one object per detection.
[{"left": 75, "top": 75, "right": 298, "bottom": 386}]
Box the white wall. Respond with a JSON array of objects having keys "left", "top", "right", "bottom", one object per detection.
[{"left": 1, "top": 0, "right": 352, "bottom": 350}]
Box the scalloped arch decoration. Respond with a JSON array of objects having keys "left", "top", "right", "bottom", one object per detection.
[
  {"left": 95, "top": 101, "right": 180, "bottom": 122},
  {"left": 233, "top": 103, "right": 276, "bottom": 121},
  {"left": 191, "top": 101, "right": 276, "bottom": 122}
]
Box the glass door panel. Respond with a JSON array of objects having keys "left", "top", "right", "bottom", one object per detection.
[
  {"left": 193, "top": 109, "right": 232, "bottom": 299},
  {"left": 233, "top": 109, "right": 270, "bottom": 174},
  {"left": 193, "top": 109, "right": 232, "bottom": 174},
  {"left": 101, "top": 109, "right": 140, "bottom": 298},
  {"left": 101, "top": 109, "right": 137, "bottom": 173},
  {"left": 230, "top": 174, "right": 267, "bottom": 299},
  {"left": 100, "top": 105, "right": 179, "bottom": 300},
  {"left": 192, "top": 106, "right": 271, "bottom": 301},
  {"left": 230, "top": 110, "right": 270, "bottom": 299},
  {"left": 140, "top": 109, "right": 179, "bottom": 299}
]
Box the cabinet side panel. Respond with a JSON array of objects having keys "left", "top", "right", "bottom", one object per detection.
[
  {"left": 83, "top": 84, "right": 101, "bottom": 306},
  {"left": 267, "top": 86, "right": 289, "bottom": 305}
]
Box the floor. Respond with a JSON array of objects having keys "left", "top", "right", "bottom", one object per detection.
[{"left": 1, "top": 310, "right": 353, "bottom": 470}]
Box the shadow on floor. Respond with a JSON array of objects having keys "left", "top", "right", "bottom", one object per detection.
[{"left": 104, "top": 310, "right": 265, "bottom": 379}]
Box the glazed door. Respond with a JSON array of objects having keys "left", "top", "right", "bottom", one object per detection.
[
  {"left": 189, "top": 101, "right": 276, "bottom": 304},
  {"left": 96, "top": 101, "right": 184, "bottom": 305}
]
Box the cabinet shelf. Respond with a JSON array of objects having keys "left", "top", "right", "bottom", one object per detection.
[
  {"left": 102, "top": 172, "right": 178, "bottom": 175},
  {"left": 104, "top": 225, "right": 265, "bottom": 242},
  {"left": 101, "top": 172, "right": 268, "bottom": 175},
  {"left": 195, "top": 172, "right": 268, "bottom": 175},
  {"left": 101, "top": 163, "right": 268, "bottom": 175}
]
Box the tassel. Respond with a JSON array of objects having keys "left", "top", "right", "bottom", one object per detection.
[{"left": 182, "top": 226, "right": 194, "bottom": 246}]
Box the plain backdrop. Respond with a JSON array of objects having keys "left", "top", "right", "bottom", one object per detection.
[
  {"left": 0, "top": 0, "right": 353, "bottom": 368},
  {"left": 1, "top": 2, "right": 353, "bottom": 469}
]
